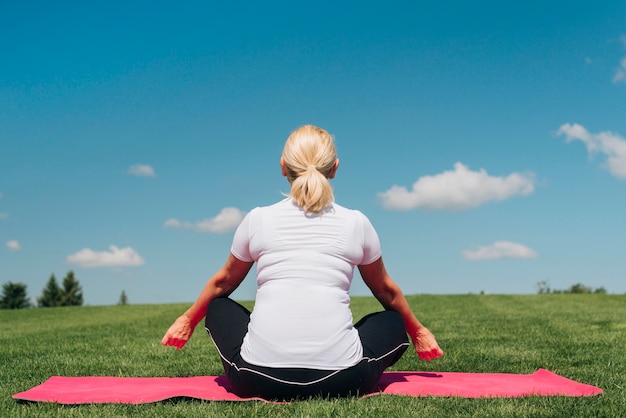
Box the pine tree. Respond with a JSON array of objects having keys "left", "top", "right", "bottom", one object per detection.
[
  {"left": 118, "top": 290, "right": 128, "bottom": 305},
  {"left": 0, "top": 282, "right": 31, "bottom": 309},
  {"left": 38, "top": 274, "right": 62, "bottom": 307},
  {"left": 61, "top": 271, "right": 83, "bottom": 306}
]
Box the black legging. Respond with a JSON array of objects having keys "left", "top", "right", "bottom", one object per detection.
[{"left": 205, "top": 297, "right": 409, "bottom": 400}]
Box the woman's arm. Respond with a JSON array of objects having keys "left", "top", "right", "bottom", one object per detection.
[
  {"left": 161, "top": 253, "right": 254, "bottom": 350},
  {"left": 358, "top": 257, "right": 443, "bottom": 361}
]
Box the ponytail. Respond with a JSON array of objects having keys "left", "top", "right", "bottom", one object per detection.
[{"left": 282, "top": 125, "right": 337, "bottom": 214}]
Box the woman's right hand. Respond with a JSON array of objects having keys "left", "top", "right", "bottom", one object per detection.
[{"left": 161, "top": 315, "right": 194, "bottom": 350}]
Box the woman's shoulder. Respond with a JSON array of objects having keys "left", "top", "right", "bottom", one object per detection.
[
  {"left": 330, "top": 202, "right": 371, "bottom": 221},
  {"left": 248, "top": 198, "right": 295, "bottom": 217}
]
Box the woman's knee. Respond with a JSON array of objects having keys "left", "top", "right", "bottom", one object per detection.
[
  {"left": 356, "top": 310, "right": 406, "bottom": 337},
  {"left": 206, "top": 297, "right": 250, "bottom": 327},
  {"left": 356, "top": 310, "right": 409, "bottom": 363}
]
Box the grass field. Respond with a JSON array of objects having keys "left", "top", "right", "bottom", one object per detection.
[{"left": 1, "top": 294, "right": 624, "bottom": 417}]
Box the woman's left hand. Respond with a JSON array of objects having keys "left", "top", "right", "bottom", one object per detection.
[
  {"left": 161, "top": 315, "right": 194, "bottom": 350},
  {"left": 413, "top": 326, "right": 444, "bottom": 361}
]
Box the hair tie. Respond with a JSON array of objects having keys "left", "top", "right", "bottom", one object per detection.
[{"left": 306, "top": 165, "right": 317, "bottom": 171}]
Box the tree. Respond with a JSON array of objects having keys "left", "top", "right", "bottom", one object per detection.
[
  {"left": 38, "top": 274, "right": 62, "bottom": 307},
  {"left": 567, "top": 283, "right": 592, "bottom": 294},
  {"left": 38, "top": 272, "right": 84, "bottom": 308},
  {"left": 0, "top": 282, "right": 31, "bottom": 309},
  {"left": 536, "top": 281, "right": 608, "bottom": 294},
  {"left": 61, "top": 270, "right": 83, "bottom": 306},
  {"left": 118, "top": 290, "right": 128, "bottom": 305},
  {"left": 536, "top": 280, "right": 551, "bottom": 294}
]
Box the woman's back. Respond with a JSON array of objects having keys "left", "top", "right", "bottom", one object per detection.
[{"left": 233, "top": 198, "right": 381, "bottom": 369}]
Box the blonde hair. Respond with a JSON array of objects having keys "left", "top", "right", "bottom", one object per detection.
[{"left": 282, "top": 125, "right": 337, "bottom": 214}]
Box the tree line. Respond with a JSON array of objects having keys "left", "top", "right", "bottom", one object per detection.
[
  {"left": 0, "top": 271, "right": 83, "bottom": 309},
  {"left": 536, "top": 280, "right": 607, "bottom": 294}
]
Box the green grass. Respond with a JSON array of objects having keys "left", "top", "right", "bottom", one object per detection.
[{"left": 1, "top": 294, "right": 624, "bottom": 417}]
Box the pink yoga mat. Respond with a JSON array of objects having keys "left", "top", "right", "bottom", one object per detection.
[{"left": 13, "top": 369, "right": 602, "bottom": 404}]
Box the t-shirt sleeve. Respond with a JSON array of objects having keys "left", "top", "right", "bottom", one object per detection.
[
  {"left": 358, "top": 211, "right": 382, "bottom": 265},
  {"left": 230, "top": 209, "right": 255, "bottom": 262}
]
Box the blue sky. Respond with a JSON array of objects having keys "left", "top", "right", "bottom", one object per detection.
[{"left": 1, "top": 1, "right": 625, "bottom": 306}]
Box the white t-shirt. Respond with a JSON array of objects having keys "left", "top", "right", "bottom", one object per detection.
[{"left": 230, "top": 198, "right": 382, "bottom": 369}]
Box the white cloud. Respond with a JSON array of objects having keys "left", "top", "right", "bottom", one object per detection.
[
  {"left": 66, "top": 245, "right": 145, "bottom": 268},
  {"left": 557, "top": 123, "right": 626, "bottom": 179},
  {"left": 462, "top": 241, "right": 538, "bottom": 261},
  {"left": 128, "top": 164, "right": 156, "bottom": 177},
  {"left": 378, "top": 163, "right": 535, "bottom": 211},
  {"left": 613, "top": 35, "right": 626, "bottom": 84},
  {"left": 6, "top": 240, "right": 21, "bottom": 251},
  {"left": 164, "top": 207, "right": 246, "bottom": 234},
  {"left": 163, "top": 218, "right": 182, "bottom": 228},
  {"left": 612, "top": 57, "right": 626, "bottom": 84}
]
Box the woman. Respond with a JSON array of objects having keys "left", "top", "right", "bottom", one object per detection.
[{"left": 162, "top": 125, "right": 443, "bottom": 400}]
